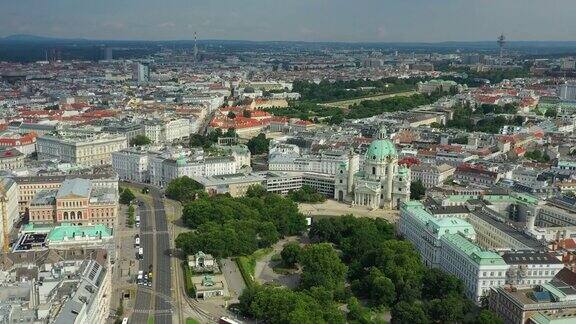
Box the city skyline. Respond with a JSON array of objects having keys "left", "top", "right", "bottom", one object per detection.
[{"left": 2, "top": 0, "right": 576, "bottom": 42}]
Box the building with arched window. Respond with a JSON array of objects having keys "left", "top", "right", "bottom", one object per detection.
[{"left": 28, "top": 178, "right": 118, "bottom": 228}]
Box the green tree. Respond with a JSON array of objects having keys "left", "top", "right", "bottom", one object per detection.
[
  {"left": 299, "top": 243, "right": 347, "bottom": 291},
  {"left": 127, "top": 205, "right": 135, "bottom": 227},
  {"left": 410, "top": 180, "right": 426, "bottom": 200},
  {"left": 361, "top": 240, "right": 425, "bottom": 296},
  {"left": 227, "top": 111, "right": 236, "bottom": 119},
  {"left": 119, "top": 188, "right": 135, "bottom": 205},
  {"left": 391, "top": 301, "right": 429, "bottom": 324},
  {"left": 369, "top": 272, "right": 396, "bottom": 306},
  {"left": 422, "top": 268, "right": 465, "bottom": 300},
  {"left": 472, "top": 310, "right": 504, "bottom": 324},
  {"left": 281, "top": 242, "right": 302, "bottom": 267},
  {"left": 239, "top": 285, "right": 345, "bottom": 324},
  {"left": 545, "top": 107, "right": 558, "bottom": 117},
  {"left": 243, "top": 110, "right": 251, "bottom": 118},
  {"left": 129, "top": 134, "right": 152, "bottom": 146},
  {"left": 189, "top": 134, "right": 212, "bottom": 149},
  {"left": 288, "top": 185, "right": 326, "bottom": 203},
  {"left": 245, "top": 184, "right": 267, "bottom": 198},
  {"left": 247, "top": 133, "right": 270, "bottom": 155},
  {"left": 426, "top": 295, "right": 468, "bottom": 323},
  {"left": 165, "top": 176, "right": 204, "bottom": 202},
  {"left": 347, "top": 297, "right": 371, "bottom": 324}
]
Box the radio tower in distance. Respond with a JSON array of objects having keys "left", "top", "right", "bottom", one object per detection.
[
  {"left": 497, "top": 34, "right": 506, "bottom": 68},
  {"left": 193, "top": 32, "right": 199, "bottom": 62}
]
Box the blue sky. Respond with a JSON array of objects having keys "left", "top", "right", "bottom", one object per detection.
[{"left": 2, "top": 0, "right": 575, "bottom": 42}]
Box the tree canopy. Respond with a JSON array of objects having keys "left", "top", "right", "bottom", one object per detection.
[
  {"left": 165, "top": 176, "right": 205, "bottom": 203},
  {"left": 239, "top": 285, "right": 345, "bottom": 324},
  {"left": 410, "top": 180, "right": 426, "bottom": 200},
  {"left": 288, "top": 185, "right": 326, "bottom": 203},
  {"left": 175, "top": 190, "right": 307, "bottom": 258},
  {"left": 281, "top": 242, "right": 302, "bottom": 268},
  {"left": 129, "top": 134, "right": 152, "bottom": 146},
  {"left": 299, "top": 243, "right": 347, "bottom": 292},
  {"left": 247, "top": 133, "right": 270, "bottom": 155},
  {"left": 119, "top": 188, "right": 135, "bottom": 205},
  {"left": 307, "top": 216, "right": 502, "bottom": 323}
]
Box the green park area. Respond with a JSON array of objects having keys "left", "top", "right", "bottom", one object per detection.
[{"left": 167, "top": 175, "right": 503, "bottom": 324}]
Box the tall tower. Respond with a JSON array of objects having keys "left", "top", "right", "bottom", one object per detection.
[
  {"left": 193, "top": 32, "right": 199, "bottom": 62},
  {"left": 497, "top": 34, "right": 506, "bottom": 68}
]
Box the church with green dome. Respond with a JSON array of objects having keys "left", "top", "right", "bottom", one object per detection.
[{"left": 334, "top": 126, "right": 411, "bottom": 209}]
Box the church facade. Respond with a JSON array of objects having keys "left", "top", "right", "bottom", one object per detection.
[{"left": 334, "top": 127, "right": 411, "bottom": 209}]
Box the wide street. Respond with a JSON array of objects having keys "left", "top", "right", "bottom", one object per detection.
[
  {"left": 152, "top": 188, "right": 173, "bottom": 324},
  {"left": 129, "top": 188, "right": 172, "bottom": 324},
  {"left": 131, "top": 198, "right": 154, "bottom": 324}
]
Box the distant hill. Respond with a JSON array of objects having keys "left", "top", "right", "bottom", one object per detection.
[{"left": 1, "top": 34, "right": 88, "bottom": 43}]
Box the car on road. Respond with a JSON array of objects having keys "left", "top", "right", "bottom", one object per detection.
[
  {"left": 137, "top": 247, "right": 143, "bottom": 259},
  {"left": 137, "top": 270, "right": 144, "bottom": 284},
  {"left": 122, "top": 318, "right": 128, "bottom": 324},
  {"left": 134, "top": 236, "right": 140, "bottom": 247}
]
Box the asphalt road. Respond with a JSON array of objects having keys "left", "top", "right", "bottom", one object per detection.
[
  {"left": 152, "top": 189, "right": 173, "bottom": 324},
  {"left": 220, "top": 259, "right": 246, "bottom": 302},
  {"left": 131, "top": 199, "right": 154, "bottom": 324}
]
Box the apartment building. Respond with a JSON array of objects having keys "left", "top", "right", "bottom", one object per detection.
[
  {"left": 410, "top": 163, "right": 455, "bottom": 188},
  {"left": 0, "top": 148, "right": 25, "bottom": 171},
  {"left": 0, "top": 178, "right": 19, "bottom": 249},
  {"left": 0, "top": 249, "right": 110, "bottom": 324},
  {"left": 37, "top": 132, "right": 127, "bottom": 166}
]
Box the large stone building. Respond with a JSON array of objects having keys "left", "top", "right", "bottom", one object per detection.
[
  {"left": 0, "top": 177, "right": 19, "bottom": 250},
  {"left": 335, "top": 127, "right": 411, "bottom": 209},
  {"left": 410, "top": 163, "right": 455, "bottom": 188},
  {"left": 400, "top": 197, "right": 564, "bottom": 304},
  {"left": 37, "top": 131, "right": 127, "bottom": 166},
  {"left": 0, "top": 249, "right": 110, "bottom": 324},
  {"left": 489, "top": 268, "right": 576, "bottom": 324},
  {"left": 112, "top": 146, "right": 250, "bottom": 187},
  {"left": 14, "top": 173, "right": 118, "bottom": 214},
  {"left": 0, "top": 148, "right": 25, "bottom": 171},
  {"left": 28, "top": 178, "right": 119, "bottom": 228}
]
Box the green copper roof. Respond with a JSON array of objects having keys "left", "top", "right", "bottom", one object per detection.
[
  {"left": 365, "top": 139, "right": 398, "bottom": 161},
  {"left": 441, "top": 233, "right": 506, "bottom": 266},
  {"left": 398, "top": 165, "right": 409, "bottom": 175},
  {"left": 176, "top": 156, "right": 187, "bottom": 166},
  {"left": 530, "top": 312, "right": 576, "bottom": 324},
  {"left": 47, "top": 223, "right": 112, "bottom": 242},
  {"left": 401, "top": 201, "right": 475, "bottom": 239}
]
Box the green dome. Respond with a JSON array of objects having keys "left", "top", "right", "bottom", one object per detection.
[
  {"left": 176, "top": 156, "right": 187, "bottom": 166},
  {"left": 365, "top": 139, "right": 398, "bottom": 161}
]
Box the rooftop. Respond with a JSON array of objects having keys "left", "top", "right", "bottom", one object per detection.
[
  {"left": 47, "top": 223, "right": 112, "bottom": 242},
  {"left": 442, "top": 233, "right": 506, "bottom": 266},
  {"left": 471, "top": 208, "right": 545, "bottom": 250},
  {"left": 502, "top": 251, "right": 563, "bottom": 265},
  {"left": 56, "top": 178, "right": 92, "bottom": 199}
]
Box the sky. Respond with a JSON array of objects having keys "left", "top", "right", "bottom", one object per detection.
[{"left": 2, "top": 0, "right": 575, "bottom": 42}]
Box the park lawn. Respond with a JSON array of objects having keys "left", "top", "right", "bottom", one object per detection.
[
  {"left": 236, "top": 247, "right": 273, "bottom": 287},
  {"left": 186, "top": 319, "right": 200, "bottom": 324},
  {"left": 182, "top": 262, "right": 196, "bottom": 297},
  {"left": 147, "top": 316, "right": 154, "bottom": 324},
  {"left": 319, "top": 90, "right": 417, "bottom": 109}
]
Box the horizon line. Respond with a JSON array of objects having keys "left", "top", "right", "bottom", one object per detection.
[{"left": 4, "top": 34, "right": 576, "bottom": 45}]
